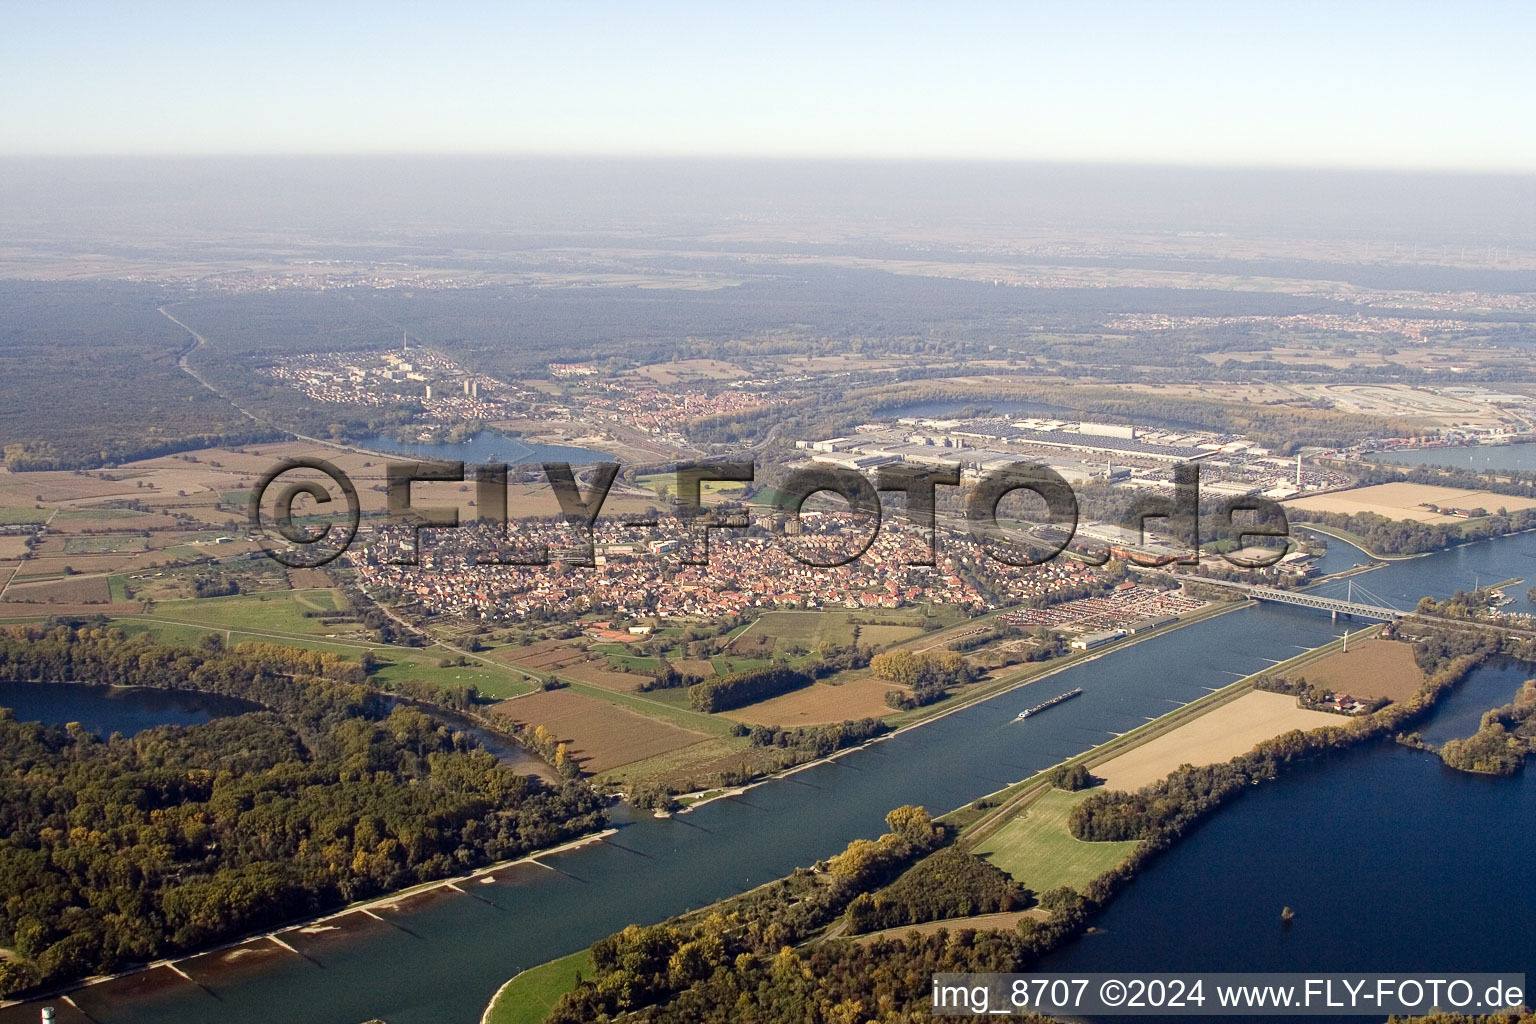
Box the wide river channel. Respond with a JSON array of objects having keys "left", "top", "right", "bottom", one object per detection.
[{"left": 7, "top": 530, "right": 1536, "bottom": 1024}]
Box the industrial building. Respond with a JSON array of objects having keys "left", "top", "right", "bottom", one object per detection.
[{"left": 1069, "top": 628, "right": 1126, "bottom": 650}]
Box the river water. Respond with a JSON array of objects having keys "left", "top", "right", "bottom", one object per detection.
[{"left": 9, "top": 531, "right": 1536, "bottom": 1024}]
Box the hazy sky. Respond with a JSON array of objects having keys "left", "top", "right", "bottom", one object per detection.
[{"left": 4, "top": 1, "right": 1533, "bottom": 169}]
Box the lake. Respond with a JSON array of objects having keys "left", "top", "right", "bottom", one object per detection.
[
  {"left": 1039, "top": 681, "right": 1535, "bottom": 1024},
  {"left": 0, "top": 681, "right": 258, "bottom": 738},
  {"left": 12, "top": 530, "right": 1536, "bottom": 1024},
  {"left": 1369, "top": 442, "right": 1536, "bottom": 473}
]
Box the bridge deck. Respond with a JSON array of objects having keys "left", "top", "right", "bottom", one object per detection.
[{"left": 1187, "top": 577, "right": 1401, "bottom": 620}]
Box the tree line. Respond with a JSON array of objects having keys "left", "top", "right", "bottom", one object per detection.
[
  {"left": 870, "top": 649, "right": 977, "bottom": 710},
  {"left": 1067, "top": 626, "right": 1496, "bottom": 884},
  {"left": 0, "top": 626, "right": 606, "bottom": 997},
  {"left": 689, "top": 665, "right": 812, "bottom": 712},
  {"left": 542, "top": 802, "right": 1092, "bottom": 1024},
  {"left": 1439, "top": 678, "right": 1536, "bottom": 776},
  {"left": 743, "top": 717, "right": 889, "bottom": 758},
  {"left": 843, "top": 846, "right": 1030, "bottom": 934},
  {"left": 1290, "top": 506, "right": 1536, "bottom": 556}
]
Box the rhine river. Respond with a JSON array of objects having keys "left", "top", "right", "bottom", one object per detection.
[{"left": 8, "top": 531, "right": 1536, "bottom": 1024}]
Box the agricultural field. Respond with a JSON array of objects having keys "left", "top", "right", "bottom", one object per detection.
[
  {"left": 627, "top": 358, "right": 746, "bottom": 384},
  {"left": 63, "top": 535, "right": 148, "bottom": 554},
  {"left": 557, "top": 656, "right": 654, "bottom": 692},
  {"left": 51, "top": 507, "right": 152, "bottom": 523},
  {"left": 0, "top": 470, "right": 137, "bottom": 507},
  {"left": 1285, "top": 482, "right": 1536, "bottom": 524},
  {"left": 726, "top": 677, "right": 902, "bottom": 727},
  {"left": 598, "top": 735, "right": 758, "bottom": 792},
  {"left": 730, "top": 609, "right": 926, "bottom": 657},
  {"left": 635, "top": 472, "right": 747, "bottom": 500},
  {"left": 147, "top": 591, "right": 351, "bottom": 636},
  {"left": 366, "top": 652, "right": 533, "bottom": 699},
  {"left": 6, "top": 439, "right": 656, "bottom": 548},
  {"left": 2, "top": 574, "right": 112, "bottom": 604},
  {"left": 971, "top": 789, "right": 1140, "bottom": 894},
  {"left": 20, "top": 527, "right": 262, "bottom": 576},
  {"left": 496, "top": 640, "right": 664, "bottom": 692},
  {"left": 673, "top": 658, "right": 716, "bottom": 679},
  {"left": 499, "top": 638, "right": 586, "bottom": 672},
  {"left": 1287, "top": 637, "right": 1425, "bottom": 702},
  {"left": 50, "top": 513, "right": 179, "bottom": 535},
  {"left": 1090, "top": 691, "right": 1341, "bottom": 792},
  {"left": 490, "top": 689, "right": 710, "bottom": 774}
]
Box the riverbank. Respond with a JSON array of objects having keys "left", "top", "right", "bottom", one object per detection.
[
  {"left": 17, "top": 528, "right": 1529, "bottom": 1024},
  {"left": 0, "top": 827, "right": 619, "bottom": 1014},
  {"left": 953, "top": 623, "right": 1374, "bottom": 842},
  {"left": 483, "top": 622, "right": 1388, "bottom": 1023},
  {"left": 1291, "top": 522, "right": 1434, "bottom": 561},
  {"left": 670, "top": 597, "right": 1255, "bottom": 814}
]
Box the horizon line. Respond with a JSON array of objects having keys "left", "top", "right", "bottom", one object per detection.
[{"left": 1, "top": 151, "right": 1534, "bottom": 177}]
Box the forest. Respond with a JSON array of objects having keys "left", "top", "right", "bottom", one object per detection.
[
  {"left": 0, "top": 626, "right": 605, "bottom": 996},
  {"left": 688, "top": 665, "right": 812, "bottom": 712},
  {"left": 842, "top": 846, "right": 1029, "bottom": 934},
  {"left": 744, "top": 716, "right": 889, "bottom": 758},
  {"left": 1355, "top": 462, "right": 1536, "bottom": 500},
  {"left": 1289, "top": 506, "right": 1536, "bottom": 556},
  {"left": 869, "top": 649, "right": 977, "bottom": 710},
  {"left": 1439, "top": 678, "right": 1536, "bottom": 776},
  {"left": 542, "top": 805, "right": 1076, "bottom": 1024},
  {"left": 0, "top": 282, "right": 278, "bottom": 469},
  {"left": 527, "top": 621, "right": 1536, "bottom": 1024}
]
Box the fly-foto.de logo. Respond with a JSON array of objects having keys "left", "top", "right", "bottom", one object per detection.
[{"left": 248, "top": 457, "right": 1290, "bottom": 571}]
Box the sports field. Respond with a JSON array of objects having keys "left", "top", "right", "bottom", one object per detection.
[
  {"left": 636, "top": 473, "right": 747, "bottom": 499},
  {"left": 1091, "top": 690, "right": 1341, "bottom": 792},
  {"left": 971, "top": 789, "right": 1139, "bottom": 894}
]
